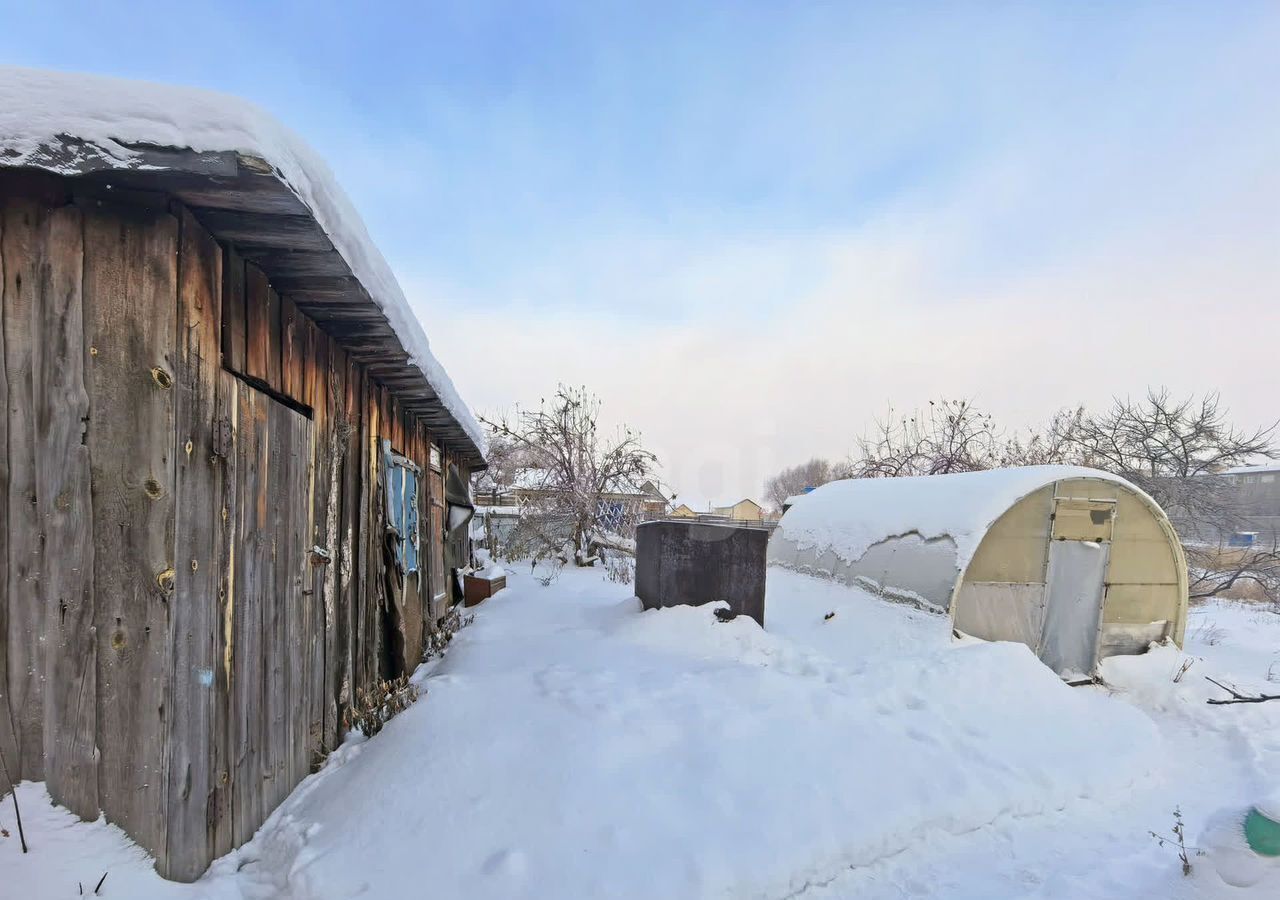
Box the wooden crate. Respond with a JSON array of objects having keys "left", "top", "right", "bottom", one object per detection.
[{"left": 464, "top": 573, "right": 507, "bottom": 607}]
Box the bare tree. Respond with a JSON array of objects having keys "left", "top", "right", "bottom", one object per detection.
[
  {"left": 1059, "top": 389, "right": 1274, "bottom": 488},
  {"left": 1183, "top": 540, "right": 1280, "bottom": 604},
  {"left": 764, "top": 458, "right": 844, "bottom": 512},
  {"left": 1056, "top": 390, "right": 1279, "bottom": 601},
  {"left": 479, "top": 385, "right": 657, "bottom": 567},
  {"left": 849, "top": 399, "right": 1003, "bottom": 478},
  {"left": 999, "top": 406, "right": 1086, "bottom": 468},
  {"left": 472, "top": 427, "right": 523, "bottom": 504},
  {"left": 845, "top": 390, "right": 1279, "bottom": 603}
]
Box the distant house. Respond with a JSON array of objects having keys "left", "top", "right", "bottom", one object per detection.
[
  {"left": 670, "top": 503, "right": 699, "bottom": 518},
  {"left": 685, "top": 498, "right": 778, "bottom": 530},
  {"left": 709, "top": 498, "right": 767, "bottom": 522},
  {"left": 1213, "top": 464, "right": 1280, "bottom": 547},
  {"left": 0, "top": 69, "right": 485, "bottom": 880},
  {"left": 475, "top": 470, "right": 669, "bottom": 521}
]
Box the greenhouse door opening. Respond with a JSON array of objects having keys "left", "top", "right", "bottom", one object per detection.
[{"left": 1040, "top": 539, "right": 1109, "bottom": 678}]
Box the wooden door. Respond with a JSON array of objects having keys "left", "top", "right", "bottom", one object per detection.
[
  {"left": 223, "top": 373, "right": 314, "bottom": 846},
  {"left": 428, "top": 466, "right": 446, "bottom": 617}
]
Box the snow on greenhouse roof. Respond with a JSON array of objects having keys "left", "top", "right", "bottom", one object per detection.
[
  {"left": 774, "top": 466, "right": 1148, "bottom": 569},
  {"left": 0, "top": 65, "right": 486, "bottom": 462}
]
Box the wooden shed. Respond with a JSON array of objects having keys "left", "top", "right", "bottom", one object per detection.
[{"left": 0, "top": 68, "right": 486, "bottom": 879}]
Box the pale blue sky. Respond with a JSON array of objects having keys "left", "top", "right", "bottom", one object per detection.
[{"left": 4, "top": 2, "right": 1278, "bottom": 504}]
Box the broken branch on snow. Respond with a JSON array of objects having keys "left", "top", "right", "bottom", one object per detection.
[{"left": 1204, "top": 675, "right": 1280, "bottom": 705}]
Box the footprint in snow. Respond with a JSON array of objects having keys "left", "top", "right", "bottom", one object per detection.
[{"left": 481, "top": 848, "right": 529, "bottom": 880}]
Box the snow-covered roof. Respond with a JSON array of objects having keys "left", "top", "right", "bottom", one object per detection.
[
  {"left": 0, "top": 66, "right": 485, "bottom": 464},
  {"left": 775, "top": 466, "right": 1151, "bottom": 569},
  {"left": 1219, "top": 463, "right": 1280, "bottom": 476},
  {"left": 709, "top": 498, "right": 763, "bottom": 515}
]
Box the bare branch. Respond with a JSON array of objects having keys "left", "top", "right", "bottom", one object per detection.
[
  {"left": 1204, "top": 675, "right": 1280, "bottom": 705},
  {"left": 764, "top": 458, "right": 844, "bottom": 512},
  {"left": 477, "top": 385, "right": 657, "bottom": 566}
]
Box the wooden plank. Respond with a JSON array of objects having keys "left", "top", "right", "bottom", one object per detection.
[
  {"left": 286, "top": 404, "right": 312, "bottom": 793},
  {"left": 260, "top": 394, "right": 284, "bottom": 816},
  {"left": 221, "top": 246, "right": 246, "bottom": 375},
  {"left": 356, "top": 368, "right": 376, "bottom": 693},
  {"left": 2, "top": 199, "right": 46, "bottom": 785},
  {"left": 427, "top": 462, "right": 447, "bottom": 621},
  {"left": 391, "top": 395, "right": 404, "bottom": 452},
  {"left": 249, "top": 248, "right": 350, "bottom": 279},
  {"left": 270, "top": 399, "right": 290, "bottom": 811},
  {"left": 364, "top": 377, "right": 385, "bottom": 685},
  {"left": 351, "top": 369, "right": 367, "bottom": 695},
  {"left": 265, "top": 284, "right": 283, "bottom": 392},
  {"left": 84, "top": 205, "right": 178, "bottom": 857},
  {"left": 0, "top": 202, "right": 11, "bottom": 796},
  {"left": 332, "top": 354, "right": 353, "bottom": 733},
  {"left": 163, "top": 206, "right": 225, "bottom": 880},
  {"left": 0, "top": 169, "right": 72, "bottom": 205},
  {"left": 245, "top": 263, "right": 271, "bottom": 385},
  {"left": 33, "top": 205, "right": 99, "bottom": 820},
  {"left": 210, "top": 368, "right": 237, "bottom": 859},
  {"left": 186, "top": 211, "right": 333, "bottom": 252},
  {"left": 177, "top": 180, "right": 310, "bottom": 217},
  {"left": 229, "top": 377, "right": 264, "bottom": 847},
  {"left": 308, "top": 325, "right": 335, "bottom": 753},
  {"left": 280, "top": 294, "right": 305, "bottom": 404},
  {"left": 274, "top": 275, "right": 363, "bottom": 297},
  {"left": 335, "top": 347, "right": 359, "bottom": 744}
]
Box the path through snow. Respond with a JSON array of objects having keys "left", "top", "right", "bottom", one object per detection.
[{"left": 3, "top": 567, "right": 1278, "bottom": 898}]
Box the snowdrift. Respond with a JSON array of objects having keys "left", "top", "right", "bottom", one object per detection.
[{"left": 210, "top": 568, "right": 1156, "bottom": 899}]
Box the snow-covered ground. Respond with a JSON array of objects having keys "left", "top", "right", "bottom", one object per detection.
[{"left": 3, "top": 567, "right": 1278, "bottom": 898}]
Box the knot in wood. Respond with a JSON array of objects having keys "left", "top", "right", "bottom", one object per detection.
[{"left": 156, "top": 567, "right": 176, "bottom": 594}]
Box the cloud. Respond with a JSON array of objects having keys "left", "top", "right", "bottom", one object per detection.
[{"left": 408, "top": 59, "right": 1280, "bottom": 509}]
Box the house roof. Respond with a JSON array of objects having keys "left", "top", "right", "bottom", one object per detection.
[
  {"left": 712, "top": 498, "right": 763, "bottom": 513},
  {"left": 0, "top": 66, "right": 485, "bottom": 467},
  {"left": 1219, "top": 463, "right": 1280, "bottom": 476}
]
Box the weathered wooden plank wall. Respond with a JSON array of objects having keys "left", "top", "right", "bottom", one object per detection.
[
  {"left": 166, "top": 206, "right": 224, "bottom": 879},
  {"left": 36, "top": 205, "right": 98, "bottom": 820},
  {"left": 2, "top": 199, "right": 46, "bottom": 787},
  {"left": 0, "top": 185, "right": 464, "bottom": 879},
  {"left": 337, "top": 351, "right": 362, "bottom": 729},
  {"left": 221, "top": 247, "right": 246, "bottom": 374},
  {"left": 0, "top": 202, "right": 11, "bottom": 795},
  {"left": 84, "top": 205, "right": 178, "bottom": 857},
  {"left": 227, "top": 373, "right": 265, "bottom": 847}
]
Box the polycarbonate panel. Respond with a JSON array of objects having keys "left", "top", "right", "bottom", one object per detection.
[{"left": 1040, "top": 540, "right": 1109, "bottom": 677}]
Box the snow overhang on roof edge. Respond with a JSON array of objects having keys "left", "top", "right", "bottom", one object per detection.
[{"left": 0, "top": 65, "right": 487, "bottom": 467}]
